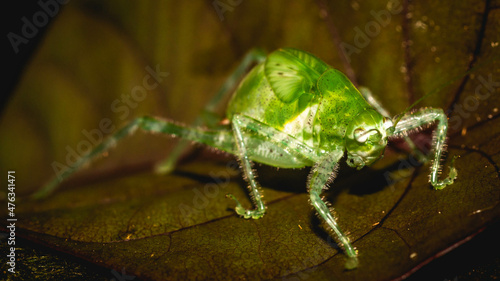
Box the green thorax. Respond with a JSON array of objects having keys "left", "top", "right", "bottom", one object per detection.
[{"left": 227, "top": 48, "right": 371, "bottom": 152}]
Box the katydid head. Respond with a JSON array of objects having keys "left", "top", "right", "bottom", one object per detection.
[{"left": 345, "top": 109, "right": 390, "bottom": 169}]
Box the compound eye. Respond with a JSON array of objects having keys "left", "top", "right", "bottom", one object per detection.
[
  {"left": 354, "top": 128, "right": 367, "bottom": 143},
  {"left": 355, "top": 128, "right": 381, "bottom": 143},
  {"left": 368, "top": 130, "right": 382, "bottom": 143}
]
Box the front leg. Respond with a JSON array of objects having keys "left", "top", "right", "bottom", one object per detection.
[
  {"left": 392, "top": 108, "right": 458, "bottom": 189},
  {"left": 308, "top": 150, "right": 359, "bottom": 269}
]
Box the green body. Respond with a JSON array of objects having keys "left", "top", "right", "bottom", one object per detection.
[
  {"left": 227, "top": 48, "right": 372, "bottom": 168},
  {"left": 35, "top": 48, "right": 457, "bottom": 270}
]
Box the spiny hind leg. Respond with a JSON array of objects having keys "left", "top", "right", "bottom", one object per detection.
[
  {"left": 34, "top": 116, "right": 234, "bottom": 199},
  {"left": 308, "top": 150, "right": 359, "bottom": 269},
  {"left": 392, "top": 108, "right": 457, "bottom": 189},
  {"left": 359, "top": 86, "right": 427, "bottom": 163},
  {"left": 155, "top": 49, "right": 267, "bottom": 173}
]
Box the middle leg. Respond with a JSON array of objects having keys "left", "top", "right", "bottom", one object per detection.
[{"left": 227, "top": 114, "right": 319, "bottom": 218}]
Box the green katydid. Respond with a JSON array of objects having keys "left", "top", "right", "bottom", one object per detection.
[{"left": 33, "top": 48, "right": 458, "bottom": 269}]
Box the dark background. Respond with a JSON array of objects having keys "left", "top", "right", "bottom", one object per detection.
[{"left": 3, "top": 2, "right": 56, "bottom": 113}]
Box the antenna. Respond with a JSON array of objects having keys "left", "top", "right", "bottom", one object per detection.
[{"left": 393, "top": 55, "right": 499, "bottom": 127}]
